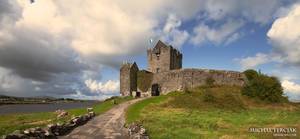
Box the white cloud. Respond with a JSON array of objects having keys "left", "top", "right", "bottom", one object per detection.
[
  {"left": 237, "top": 4, "right": 300, "bottom": 70},
  {"left": 190, "top": 19, "right": 244, "bottom": 46},
  {"left": 3, "top": 0, "right": 291, "bottom": 65},
  {"left": 163, "top": 14, "right": 181, "bottom": 33},
  {"left": 282, "top": 80, "right": 300, "bottom": 101},
  {"left": 225, "top": 32, "right": 242, "bottom": 45},
  {"left": 160, "top": 14, "right": 189, "bottom": 49},
  {"left": 203, "top": 0, "right": 236, "bottom": 20},
  {"left": 67, "top": 90, "right": 114, "bottom": 100},
  {"left": 282, "top": 80, "right": 300, "bottom": 95},
  {"left": 267, "top": 4, "right": 300, "bottom": 66},
  {"left": 85, "top": 79, "right": 119, "bottom": 94},
  {"left": 203, "top": 0, "right": 284, "bottom": 24},
  {"left": 34, "top": 87, "right": 41, "bottom": 91},
  {"left": 238, "top": 53, "right": 270, "bottom": 69},
  {"left": 3, "top": 0, "right": 292, "bottom": 59},
  {"left": 15, "top": 0, "right": 155, "bottom": 57},
  {"left": 240, "top": 0, "right": 284, "bottom": 24}
]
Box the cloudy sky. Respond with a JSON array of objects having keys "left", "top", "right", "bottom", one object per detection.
[{"left": 0, "top": 0, "right": 300, "bottom": 101}]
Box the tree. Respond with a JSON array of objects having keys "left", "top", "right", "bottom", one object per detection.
[
  {"left": 244, "top": 69, "right": 259, "bottom": 81},
  {"left": 242, "top": 69, "right": 288, "bottom": 102}
]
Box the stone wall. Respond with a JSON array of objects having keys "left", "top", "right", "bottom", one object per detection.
[
  {"left": 137, "top": 70, "right": 153, "bottom": 92},
  {"left": 147, "top": 40, "right": 182, "bottom": 73},
  {"left": 147, "top": 45, "right": 170, "bottom": 73},
  {"left": 120, "top": 63, "right": 139, "bottom": 96},
  {"left": 151, "top": 69, "right": 246, "bottom": 94},
  {"left": 170, "top": 47, "right": 182, "bottom": 70},
  {"left": 4, "top": 111, "right": 96, "bottom": 139}
]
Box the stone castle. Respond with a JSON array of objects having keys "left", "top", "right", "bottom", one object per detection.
[{"left": 120, "top": 40, "right": 246, "bottom": 97}]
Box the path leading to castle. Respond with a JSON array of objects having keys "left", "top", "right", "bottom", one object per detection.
[{"left": 59, "top": 98, "right": 143, "bottom": 139}]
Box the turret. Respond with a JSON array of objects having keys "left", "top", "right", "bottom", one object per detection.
[{"left": 120, "top": 62, "right": 139, "bottom": 96}]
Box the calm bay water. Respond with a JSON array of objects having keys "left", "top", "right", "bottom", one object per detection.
[{"left": 0, "top": 102, "right": 98, "bottom": 115}]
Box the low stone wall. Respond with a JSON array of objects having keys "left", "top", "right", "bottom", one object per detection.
[
  {"left": 3, "top": 112, "right": 96, "bottom": 139},
  {"left": 152, "top": 68, "right": 246, "bottom": 94},
  {"left": 127, "top": 123, "right": 149, "bottom": 139}
]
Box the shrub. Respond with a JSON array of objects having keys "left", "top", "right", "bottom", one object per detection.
[
  {"left": 243, "top": 69, "right": 259, "bottom": 81},
  {"left": 242, "top": 69, "right": 288, "bottom": 102}
]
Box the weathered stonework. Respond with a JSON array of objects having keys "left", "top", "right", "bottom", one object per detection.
[
  {"left": 120, "top": 62, "right": 139, "bottom": 96},
  {"left": 4, "top": 110, "right": 96, "bottom": 139},
  {"left": 147, "top": 40, "right": 182, "bottom": 73},
  {"left": 120, "top": 40, "right": 246, "bottom": 97},
  {"left": 152, "top": 69, "right": 246, "bottom": 94}
]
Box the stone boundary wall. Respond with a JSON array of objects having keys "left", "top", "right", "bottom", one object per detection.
[
  {"left": 152, "top": 68, "right": 246, "bottom": 94},
  {"left": 3, "top": 111, "right": 96, "bottom": 139}
]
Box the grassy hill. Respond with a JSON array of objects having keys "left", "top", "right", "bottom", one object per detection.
[{"left": 126, "top": 85, "right": 300, "bottom": 139}]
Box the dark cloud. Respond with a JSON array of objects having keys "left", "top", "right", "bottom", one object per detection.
[
  {"left": 0, "top": 0, "right": 21, "bottom": 21},
  {"left": 0, "top": 69, "right": 87, "bottom": 98},
  {"left": 0, "top": 27, "right": 86, "bottom": 81}
]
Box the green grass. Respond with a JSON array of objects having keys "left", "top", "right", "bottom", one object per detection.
[
  {"left": 126, "top": 95, "right": 168, "bottom": 123},
  {"left": 126, "top": 86, "right": 300, "bottom": 139},
  {"left": 0, "top": 96, "right": 133, "bottom": 136}
]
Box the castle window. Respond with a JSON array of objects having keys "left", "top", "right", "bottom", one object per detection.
[
  {"left": 156, "top": 68, "right": 160, "bottom": 73},
  {"left": 156, "top": 54, "right": 160, "bottom": 60}
]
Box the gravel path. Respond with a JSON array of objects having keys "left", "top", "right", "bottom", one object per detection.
[{"left": 59, "top": 98, "right": 143, "bottom": 139}]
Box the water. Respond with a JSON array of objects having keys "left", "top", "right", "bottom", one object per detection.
[{"left": 0, "top": 101, "right": 99, "bottom": 115}]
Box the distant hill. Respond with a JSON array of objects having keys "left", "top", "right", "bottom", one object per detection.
[
  {"left": 0, "top": 94, "right": 89, "bottom": 104},
  {"left": 33, "top": 96, "right": 57, "bottom": 99},
  {"left": 290, "top": 99, "right": 300, "bottom": 103}
]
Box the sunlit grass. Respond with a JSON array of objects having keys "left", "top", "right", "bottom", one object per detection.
[
  {"left": 126, "top": 86, "right": 300, "bottom": 139},
  {"left": 126, "top": 95, "right": 168, "bottom": 124}
]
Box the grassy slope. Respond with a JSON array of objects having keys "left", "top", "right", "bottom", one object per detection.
[
  {"left": 126, "top": 95, "right": 168, "bottom": 124},
  {"left": 126, "top": 86, "right": 300, "bottom": 139},
  {"left": 0, "top": 96, "right": 132, "bottom": 136}
]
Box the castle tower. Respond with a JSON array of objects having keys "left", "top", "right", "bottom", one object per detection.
[
  {"left": 147, "top": 40, "right": 182, "bottom": 73},
  {"left": 120, "top": 62, "right": 139, "bottom": 96}
]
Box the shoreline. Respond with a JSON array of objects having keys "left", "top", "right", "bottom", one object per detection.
[
  {"left": 0, "top": 100, "right": 99, "bottom": 105},
  {"left": 0, "top": 101, "right": 100, "bottom": 115}
]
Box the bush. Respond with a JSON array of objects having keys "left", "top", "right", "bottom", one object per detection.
[
  {"left": 242, "top": 70, "right": 287, "bottom": 102},
  {"left": 244, "top": 69, "right": 259, "bottom": 81}
]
